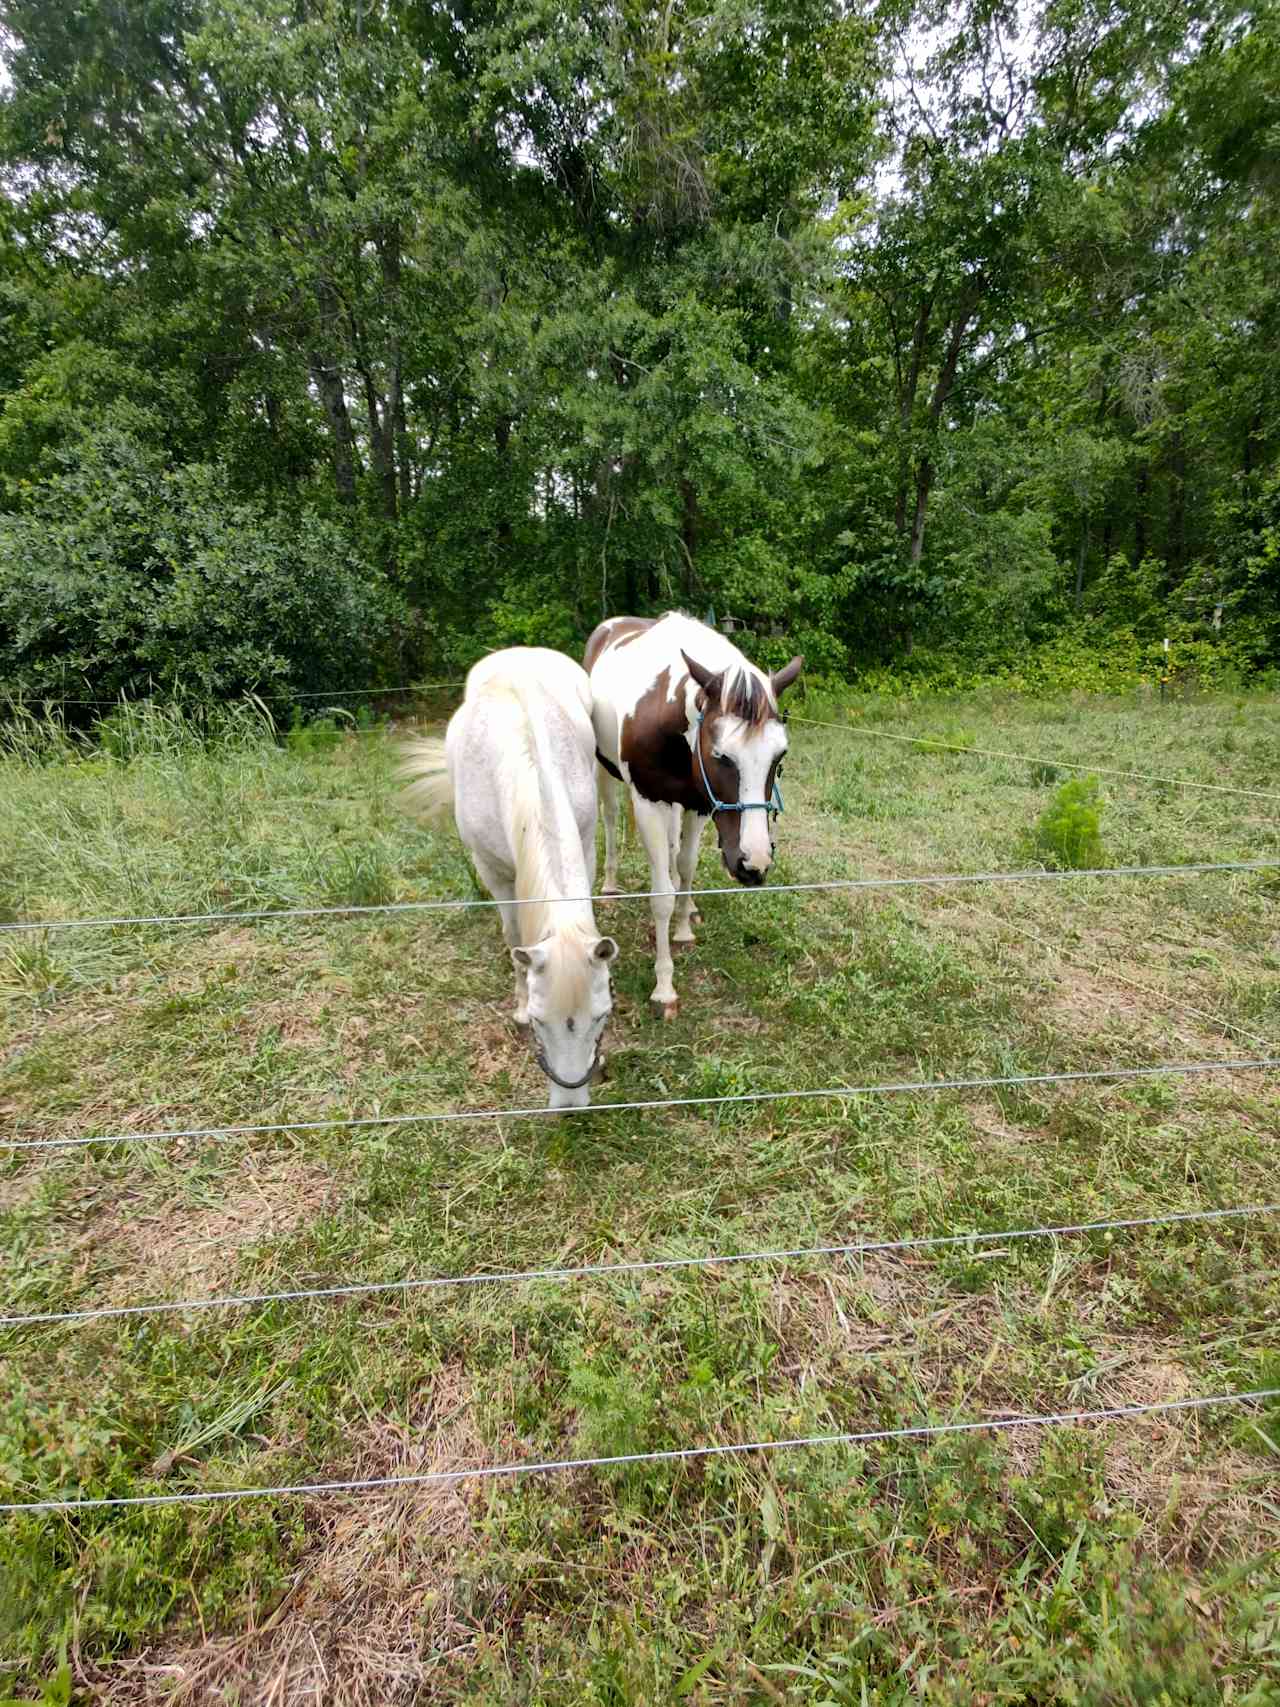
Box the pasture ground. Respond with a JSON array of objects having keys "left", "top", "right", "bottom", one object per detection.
[{"left": 2, "top": 688, "right": 1279, "bottom": 1705}]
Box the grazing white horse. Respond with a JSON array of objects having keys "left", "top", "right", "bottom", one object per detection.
[
  {"left": 401, "top": 647, "right": 618, "bottom": 1109},
  {"left": 584, "top": 612, "right": 802, "bottom": 1018}
]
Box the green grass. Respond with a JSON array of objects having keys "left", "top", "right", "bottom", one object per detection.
[{"left": 2, "top": 689, "right": 1279, "bottom": 1703}]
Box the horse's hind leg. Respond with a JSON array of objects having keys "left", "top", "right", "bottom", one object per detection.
[{"left": 599, "top": 765, "right": 623, "bottom": 894}]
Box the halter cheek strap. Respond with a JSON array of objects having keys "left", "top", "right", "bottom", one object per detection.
[
  {"left": 534, "top": 1045, "right": 601, "bottom": 1090},
  {"left": 694, "top": 711, "right": 784, "bottom": 818}
]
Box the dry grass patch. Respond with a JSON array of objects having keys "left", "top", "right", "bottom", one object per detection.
[
  {"left": 56, "top": 1154, "right": 342, "bottom": 1302},
  {"left": 89, "top": 1370, "right": 495, "bottom": 1707}
]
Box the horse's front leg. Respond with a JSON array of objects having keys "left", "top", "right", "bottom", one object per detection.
[
  {"left": 671, "top": 810, "right": 707, "bottom": 944},
  {"left": 477, "top": 861, "right": 528, "bottom": 1027},
  {"left": 633, "top": 795, "right": 679, "bottom": 1018}
]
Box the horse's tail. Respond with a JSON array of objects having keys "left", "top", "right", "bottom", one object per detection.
[{"left": 398, "top": 737, "right": 454, "bottom": 824}]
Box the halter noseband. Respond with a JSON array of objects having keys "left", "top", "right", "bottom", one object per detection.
[
  {"left": 693, "top": 710, "right": 784, "bottom": 819},
  {"left": 534, "top": 1044, "right": 602, "bottom": 1090}
]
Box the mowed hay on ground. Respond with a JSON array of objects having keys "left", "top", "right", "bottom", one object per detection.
[{"left": 2, "top": 689, "right": 1279, "bottom": 1704}]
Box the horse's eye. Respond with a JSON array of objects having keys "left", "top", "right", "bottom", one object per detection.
[{"left": 711, "top": 749, "right": 725, "bottom": 762}]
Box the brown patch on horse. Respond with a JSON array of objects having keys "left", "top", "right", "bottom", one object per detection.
[
  {"left": 583, "top": 615, "right": 655, "bottom": 674},
  {"left": 619, "top": 666, "right": 706, "bottom": 813}
]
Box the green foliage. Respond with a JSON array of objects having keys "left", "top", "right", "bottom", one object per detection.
[
  {"left": 0, "top": 1660, "right": 72, "bottom": 1707},
  {"left": 285, "top": 712, "right": 344, "bottom": 755},
  {"left": 916, "top": 724, "right": 976, "bottom": 755},
  {"left": 0, "top": 0, "right": 1278, "bottom": 691},
  {"left": 0, "top": 431, "right": 401, "bottom": 708},
  {"left": 1029, "top": 777, "right": 1106, "bottom": 871}
]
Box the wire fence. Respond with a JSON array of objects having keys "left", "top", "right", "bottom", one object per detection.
[
  {"left": 5, "top": 687, "right": 1279, "bottom": 1538},
  {"left": 4, "top": 681, "right": 466, "bottom": 709},
  {"left": 4, "top": 858, "right": 1276, "bottom": 936},
  {"left": 8, "top": 1058, "right": 1278, "bottom": 1154},
  {"left": 789, "top": 714, "right": 1280, "bottom": 803},
  {"left": 7, "top": 1202, "right": 1274, "bottom": 1331},
  {"left": 4, "top": 1387, "right": 1275, "bottom": 1515}
]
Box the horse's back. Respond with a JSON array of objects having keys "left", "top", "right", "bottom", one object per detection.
[
  {"left": 583, "top": 615, "right": 656, "bottom": 675},
  {"left": 587, "top": 611, "right": 757, "bottom": 693},
  {"left": 466, "top": 646, "right": 593, "bottom": 727},
  {"left": 449, "top": 647, "right": 596, "bottom": 867}
]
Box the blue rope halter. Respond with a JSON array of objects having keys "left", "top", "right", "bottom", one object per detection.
[{"left": 693, "top": 710, "right": 784, "bottom": 818}]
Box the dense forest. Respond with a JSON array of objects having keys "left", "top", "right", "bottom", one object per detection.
[{"left": 0, "top": 0, "right": 1276, "bottom": 705}]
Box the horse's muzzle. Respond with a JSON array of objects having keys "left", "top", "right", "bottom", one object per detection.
[{"left": 534, "top": 1047, "right": 605, "bottom": 1090}]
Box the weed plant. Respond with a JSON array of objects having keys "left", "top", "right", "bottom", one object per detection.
[{"left": 1028, "top": 776, "right": 1106, "bottom": 870}]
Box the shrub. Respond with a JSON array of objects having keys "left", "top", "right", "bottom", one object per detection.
[
  {"left": 0, "top": 429, "right": 402, "bottom": 710},
  {"left": 1028, "top": 776, "right": 1105, "bottom": 870}
]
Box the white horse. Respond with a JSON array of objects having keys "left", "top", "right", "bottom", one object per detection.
[
  {"left": 401, "top": 647, "right": 619, "bottom": 1109},
  {"left": 585, "top": 612, "right": 802, "bottom": 1018}
]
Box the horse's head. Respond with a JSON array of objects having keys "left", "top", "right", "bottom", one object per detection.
[
  {"left": 512, "top": 932, "right": 619, "bottom": 1109},
  {"left": 682, "top": 650, "right": 803, "bottom": 884}
]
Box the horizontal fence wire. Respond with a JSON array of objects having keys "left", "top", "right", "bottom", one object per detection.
[
  {"left": 8, "top": 1058, "right": 1278, "bottom": 1154},
  {"left": 3, "top": 1387, "right": 1275, "bottom": 1515},
  {"left": 7, "top": 1202, "right": 1275, "bottom": 1331},
  {"left": 3, "top": 859, "right": 1276, "bottom": 936},
  {"left": 4, "top": 682, "right": 466, "bottom": 708},
  {"left": 790, "top": 714, "right": 1280, "bottom": 803}
]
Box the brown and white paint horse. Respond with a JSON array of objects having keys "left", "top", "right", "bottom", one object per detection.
[{"left": 584, "top": 612, "right": 802, "bottom": 1017}]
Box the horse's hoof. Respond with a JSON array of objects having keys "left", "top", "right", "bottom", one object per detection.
[
  {"left": 514, "top": 1016, "right": 531, "bottom": 1034},
  {"left": 672, "top": 932, "right": 696, "bottom": 950},
  {"left": 600, "top": 884, "right": 623, "bottom": 898},
  {"left": 649, "top": 997, "right": 679, "bottom": 1020}
]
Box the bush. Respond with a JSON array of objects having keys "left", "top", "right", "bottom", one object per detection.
[
  {"left": 0, "top": 429, "right": 402, "bottom": 710},
  {"left": 1028, "top": 776, "right": 1105, "bottom": 870}
]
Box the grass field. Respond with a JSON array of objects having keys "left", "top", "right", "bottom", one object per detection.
[{"left": 2, "top": 688, "right": 1279, "bottom": 1705}]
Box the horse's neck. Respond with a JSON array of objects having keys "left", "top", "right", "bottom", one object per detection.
[{"left": 506, "top": 699, "right": 595, "bottom": 947}]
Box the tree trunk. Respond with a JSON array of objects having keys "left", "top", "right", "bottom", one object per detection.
[
  {"left": 309, "top": 355, "right": 359, "bottom": 505},
  {"left": 679, "top": 476, "right": 697, "bottom": 594},
  {"left": 907, "top": 284, "right": 982, "bottom": 567},
  {"left": 1245, "top": 408, "right": 1263, "bottom": 477},
  {"left": 359, "top": 368, "right": 398, "bottom": 524},
  {"left": 377, "top": 229, "right": 413, "bottom": 517},
  {"left": 909, "top": 458, "right": 934, "bottom": 566},
  {"left": 1074, "top": 516, "right": 1090, "bottom": 613},
  {"left": 494, "top": 416, "right": 513, "bottom": 549},
  {"left": 1134, "top": 465, "right": 1149, "bottom": 566},
  {"left": 895, "top": 292, "right": 933, "bottom": 538},
  {"left": 1167, "top": 433, "right": 1186, "bottom": 581}
]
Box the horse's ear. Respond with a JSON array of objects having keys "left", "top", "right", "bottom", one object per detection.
[
  {"left": 681, "top": 649, "right": 722, "bottom": 698},
  {"left": 771, "top": 655, "right": 804, "bottom": 697},
  {"left": 593, "top": 936, "right": 619, "bottom": 963}
]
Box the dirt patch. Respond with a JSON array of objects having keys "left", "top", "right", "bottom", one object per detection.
[
  {"left": 89, "top": 1369, "right": 495, "bottom": 1706},
  {"left": 967, "top": 1098, "right": 1041, "bottom": 1146},
  {"left": 466, "top": 1010, "right": 525, "bottom": 1091},
  {"left": 67, "top": 1155, "right": 342, "bottom": 1302},
  {"left": 237, "top": 992, "right": 338, "bottom": 1053},
  {"left": 1098, "top": 1359, "right": 1274, "bottom": 1562},
  {"left": 0, "top": 1165, "right": 39, "bottom": 1214}
]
